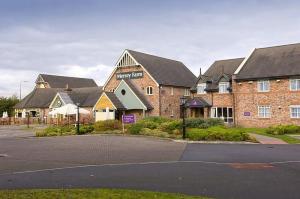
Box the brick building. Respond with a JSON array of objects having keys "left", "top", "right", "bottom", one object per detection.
[{"left": 93, "top": 49, "right": 196, "bottom": 121}]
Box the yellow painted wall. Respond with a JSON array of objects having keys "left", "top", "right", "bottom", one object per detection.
[{"left": 94, "top": 94, "right": 115, "bottom": 110}]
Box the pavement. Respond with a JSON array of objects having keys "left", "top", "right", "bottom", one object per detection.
[
  {"left": 249, "top": 133, "right": 287, "bottom": 144},
  {"left": 0, "top": 126, "right": 300, "bottom": 199}
]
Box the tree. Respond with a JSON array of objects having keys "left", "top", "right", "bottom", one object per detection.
[{"left": 0, "top": 95, "right": 19, "bottom": 117}]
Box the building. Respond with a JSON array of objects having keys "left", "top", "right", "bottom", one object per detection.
[
  {"left": 233, "top": 43, "right": 300, "bottom": 127},
  {"left": 190, "top": 58, "right": 244, "bottom": 123},
  {"left": 14, "top": 74, "right": 101, "bottom": 121},
  {"left": 93, "top": 49, "right": 197, "bottom": 121}
]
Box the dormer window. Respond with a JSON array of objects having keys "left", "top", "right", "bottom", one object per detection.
[
  {"left": 258, "top": 80, "right": 270, "bottom": 92},
  {"left": 197, "top": 83, "right": 206, "bottom": 94},
  {"left": 219, "top": 82, "right": 230, "bottom": 93}
]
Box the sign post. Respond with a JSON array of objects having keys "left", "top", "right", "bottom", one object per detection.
[{"left": 122, "top": 114, "right": 135, "bottom": 133}]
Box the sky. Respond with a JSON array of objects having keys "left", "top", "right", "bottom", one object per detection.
[{"left": 1, "top": 0, "right": 300, "bottom": 97}]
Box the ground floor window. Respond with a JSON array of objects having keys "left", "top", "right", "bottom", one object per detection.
[
  {"left": 258, "top": 105, "right": 271, "bottom": 118},
  {"left": 211, "top": 107, "right": 233, "bottom": 123},
  {"left": 290, "top": 106, "right": 300, "bottom": 118}
]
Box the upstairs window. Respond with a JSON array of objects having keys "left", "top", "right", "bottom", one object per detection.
[
  {"left": 219, "top": 82, "right": 230, "bottom": 93},
  {"left": 290, "top": 79, "right": 300, "bottom": 91},
  {"left": 197, "top": 83, "right": 206, "bottom": 94},
  {"left": 184, "top": 88, "right": 190, "bottom": 96},
  {"left": 257, "top": 80, "right": 270, "bottom": 92},
  {"left": 258, "top": 105, "right": 271, "bottom": 118},
  {"left": 146, "top": 86, "right": 153, "bottom": 95}
]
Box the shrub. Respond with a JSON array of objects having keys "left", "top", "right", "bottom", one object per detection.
[
  {"left": 140, "top": 128, "right": 170, "bottom": 138},
  {"left": 142, "top": 116, "right": 172, "bottom": 124},
  {"left": 159, "top": 120, "right": 182, "bottom": 133},
  {"left": 78, "top": 125, "right": 94, "bottom": 135},
  {"left": 185, "top": 118, "right": 206, "bottom": 128},
  {"left": 137, "top": 120, "right": 158, "bottom": 129},
  {"left": 35, "top": 125, "right": 75, "bottom": 137},
  {"left": 94, "top": 120, "right": 121, "bottom": 131},
  {"left": 187, "top": 126, "right": 251, "bottom": 141},
  {"left": 265, "top": 125, "right": 300, "bottom": 135},
  {"left": 127, "top": 123, "right": 144, "bottom": 135},
  {"left": 185, "top": 118, "right": 224, "bottom": 128},
  {"left": 206, "top": 118, "right": 224, "bottom": 126}
]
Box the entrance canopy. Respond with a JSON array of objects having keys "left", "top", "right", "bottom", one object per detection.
[
  {"left": 186, "top": 97, "right": 211, "bottom": 108},
  {"left": 49, "top": 104, "right": 90, "bottom": 116}
]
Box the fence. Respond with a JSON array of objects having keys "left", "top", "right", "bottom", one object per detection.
[{"left": 0, "top": 116, "right": 94, "bottom": 126}]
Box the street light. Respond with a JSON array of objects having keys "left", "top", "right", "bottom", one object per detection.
[
  {"left": 76, "top": 103, "right": 80, "bottom": 134},
  {"left": 180, "top": 96, "right": 187, "bottom": 139},
  {"left": 19, "top": 81, "right": 28, "bottom": 100}
]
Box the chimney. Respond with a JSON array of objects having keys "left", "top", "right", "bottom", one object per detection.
[
  {"left": 65, "top": 84, "right": 72, "bottom": 92},
  {"left": 199, "top": 68, "right": 202, "bottom": 76}
]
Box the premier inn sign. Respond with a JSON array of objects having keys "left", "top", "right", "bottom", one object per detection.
[{"left": 116, "top": 71, "right": 144, "bottom": 80}]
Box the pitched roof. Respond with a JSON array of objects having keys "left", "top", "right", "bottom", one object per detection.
[
  {"left": 14, "top": 88, "right": 63, "bottom": 109},
  {"left": 124, "top": 79, "right": 153, "bottom": 110},
  {"left": 105, "top": 92, "right": 126, "bottom": 110},
  {"left": 235, "top": 43, "right": 300, "bottom": 80},
  {"left": 186, "top": 97, "right": 211, "bottom": 108},
  {"left": 15, "top": 87, "right": 103, "bottom": 109},
  {"left": 192, "top": 58, "right": 244, "bottom": 91},
  {"left": 127, "top": 50, "right": 197, "bottom": 87},
  {"left": 38, "top": 74, "right": 98, "bottom": 88}
]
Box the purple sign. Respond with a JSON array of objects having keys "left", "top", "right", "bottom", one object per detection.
[
  {"left": 122, "top": 114, "right": 135, "bottom": 124},
  {"left": 244, "top": 112, "right": 251, "bottom": 116}
]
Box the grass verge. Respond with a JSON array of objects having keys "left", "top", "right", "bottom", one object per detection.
[
  {"left": 242, "top": 128, "right": 300, "bottom": 144},
  {"left": 0, "top": 188, "right": 212, "bottom": 199}
]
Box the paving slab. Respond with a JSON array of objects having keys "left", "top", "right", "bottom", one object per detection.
[{"left": 249, "top": 133, "right": 287, "bottom": 144}]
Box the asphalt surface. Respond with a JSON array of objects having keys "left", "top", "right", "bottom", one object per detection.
[{"left": 0, "top": 126, "right": 300, "bottom": 199}]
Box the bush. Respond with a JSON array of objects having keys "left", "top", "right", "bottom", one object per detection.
[
  {"left": 35, "top": 125, "right": 75, "bottom": 137},
  {"left": 140, "top": 128, "right": 170, "bottom": 138},
  {"left": 159, "top": 120, "right": 182, "bottom": 133},
  {"left": 137, "top": 120, "right": 158, "bottom": 129},
  {"left": 94, "top": 120, "right": 121, "bottom": 131},
  {"left": 185, "top": 118, "right": 224, "bottom": 128},
  {"left": 187, "top": 126, "right": 251, "bottom": 141},
  {"left": 127, "top": 123, "right": 144, "bottom": 135},
  {"left": 78, "top": 125, "right": 94, "bottom": 135},
  {"left": 265, "top": 125, "right": 300, "bottom": 135},
  {"left": 142, "top": 116, "right": 172, "bottom": 124}
]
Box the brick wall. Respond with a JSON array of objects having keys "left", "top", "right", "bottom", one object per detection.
[{"left": 233, "top": 79, "right": 300, "bottom": 127}]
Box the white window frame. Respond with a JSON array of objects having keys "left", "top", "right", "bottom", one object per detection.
[
  {"left": 290, "top": 79, "right": 300, "bottom": 91},
  {"left": 146, "top": 86, "right": 153, "bottom": 95},
  {"left": 258, "top": 105, "right": 271, "bottom": 118},
  {"left": 184, "top": 88, "right": 190, "bottom": 96},
  {"left": 211, "top": 107, "right": 233, "bottom": 123},
  {"left": 218, "top": 82, "right": 230, "bottom": 93},
  {"left": 290, "top": 105, "right": 300, "bottom": 118},
  {"left": 257, "top": 80, "right": 270, "bottom": 92},
  {"left": 171, "top": 87, "right": 174, "bottom": 95},
  {"left": 197, "top": 83, "right": 206, "bottom": 94}
]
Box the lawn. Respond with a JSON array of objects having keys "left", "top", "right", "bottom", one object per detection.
[
  {"left": 242, "top": 128, "right": 300, "bottom": 144},
  {"left": 0, "top": 189, "right": 211, "bottom": 199}
]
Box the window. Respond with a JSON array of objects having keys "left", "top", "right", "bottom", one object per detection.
[
  {"left": 121, "top": 89, "right": 126, "bottom": 95},
  {"left": 211, "top": 107, "right": 233, "bottom": 123},
  {"left": 257, "top": 80, "right": 270, "bottom": 92},
  {"left": 197, "top": 83, "right": 206, "bottom": 94},
  {"left": 219, "top": 82, "right": 230, "bottom": 93},
  {"left": 184, "top": 88, "right": 190, "bottom": 96},
  {"left": 146, "top": 86, "right": 153, "bottom": 95},
  {"left": 258, "top": 106, "right": 271, "bottom": 118},
  {"left": 290, "top": 79, "right": 300, "bottom": 91},
  {"left": 290, "top": 106, "right": 300, "bottom": 118},
  {"left": 171, "top": 87, "right": 174, "bottom": 95}
]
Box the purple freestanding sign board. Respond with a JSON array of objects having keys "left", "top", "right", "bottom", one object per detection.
[{"left": 122, "top": 114, "right": 135, "bottom": 124}]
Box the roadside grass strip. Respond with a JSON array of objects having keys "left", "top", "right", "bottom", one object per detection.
[{"left": 0, "top": 188, "right": 212, "bottom": 199}]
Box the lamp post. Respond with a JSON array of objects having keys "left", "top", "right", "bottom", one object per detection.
[
  {"left": 19, "top": 81, "right": 28, "bottom": 100},
  {"left": 76, "top": 103, "right": 80, "bottom": 134},
  {"left": 180, "top": 96, "right": 187, "bottom": 139}
]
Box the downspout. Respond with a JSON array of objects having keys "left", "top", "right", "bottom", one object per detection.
[{"left": 158, "top": 85, "right": 162, "bottom": 116}]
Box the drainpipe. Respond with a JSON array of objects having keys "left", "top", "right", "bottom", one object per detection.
[{"left": 158, "top": 85, "right": 162, "bottom": 116}]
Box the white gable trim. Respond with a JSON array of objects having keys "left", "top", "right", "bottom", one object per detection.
[
  {"left": 35, "top": 74, "right": 45, "bottom": 84},
  {"left": 234, "top": 48, "right": 256, "bottom": 75},
  {"left": 115, "top": 80, "right": 147, "bottom": 110},
  {"left": 92, "top": 92, "right": 117, "bottom": 111},
  {"left": 103, "top": 50, "right": 159, "bottom": 90},
  {"left": 115, "top": 50, "right": 139, "bottom": 67},
  {"left": 49, "top": 93, "right": 66, "bottom": 109}
]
